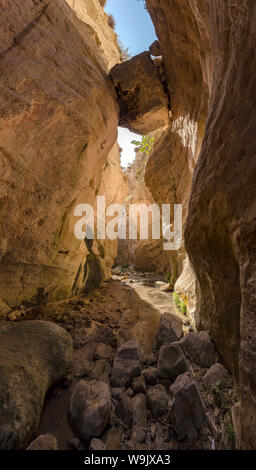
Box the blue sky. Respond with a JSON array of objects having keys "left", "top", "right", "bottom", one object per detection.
[{"left": 105, "top": 0, "right": 157, "bottom": 167}]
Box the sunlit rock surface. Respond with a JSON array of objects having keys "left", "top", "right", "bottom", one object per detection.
[{"left": 0, "top": 0, "right": 126, "bottom": 311}]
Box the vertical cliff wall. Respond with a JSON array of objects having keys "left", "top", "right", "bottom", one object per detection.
[
  {"left": 146, "top": 0, "right": 256, "bottom": 448},
  {"left": 0, "top": 0, "right": 124, "bottom": 313}
]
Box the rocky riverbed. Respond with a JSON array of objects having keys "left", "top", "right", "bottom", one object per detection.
[{"left": 0, "top": 270, "right": 238, "bottom": 450}]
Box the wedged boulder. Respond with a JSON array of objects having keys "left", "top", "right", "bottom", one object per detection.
[
  {"left": 146, "top": 384, "right": 168, "bottom": 419},
  {"left": 149, "top": 40, "right": 162, "bottom": 57},
  {"left": 169, "top": 372, "right": 205, "bottom": 441},
  {"left": 180, "top": 331, "right": 215, "bottom": 368},
  {"left": 155, "top": 312, "right": 183, "bottom": 351},
  {"left": 0, "top": 320, "right": 73, "bottom": 450},
  {"left": 27, "top": 434, "right": 58, "bottom": 450},
  {"left": 110, "top": 52, "right": 169, "bottom": 134},
  {"left": 111, "top": 340, "right": 142, "bottom": 387},
  {"left": 203, "top": 363, "right": 229, "bottom": 388},
  {"left": 69, "top": 380, "right": 111, "bottom": 442},
  {"left": 157, "top": 342, "right": 188, "bottom": 379}
]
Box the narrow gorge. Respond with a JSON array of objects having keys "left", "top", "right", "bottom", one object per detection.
[{"left": 0, "top": 0, "right": 255, "bottom": 453}]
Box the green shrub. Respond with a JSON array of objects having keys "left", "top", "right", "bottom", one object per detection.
[
  {"left": 132, "top": 135, "right": 155, "bottom": 155},
  {"left": 173, "top": 292, "right": 187, "bottom": 315},
  {"left": 108, "top": 14, "right": 116, "bottom": 29}
]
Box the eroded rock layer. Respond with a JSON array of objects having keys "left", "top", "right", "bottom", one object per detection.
[{"left": 0, "top": 0, "right": 125, "bottom": 312}]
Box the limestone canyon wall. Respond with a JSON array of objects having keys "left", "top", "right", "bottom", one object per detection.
[
  {"left": 0, "top": 0, "right": 125, "bottom": 314},
  {"left": 147, "top": 0, "right": 256, "bottom": 449}
]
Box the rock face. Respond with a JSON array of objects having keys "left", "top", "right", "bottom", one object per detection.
[
  {"left": 111, "top": 340, "right": 142, "bottom": 387},
  {"left": 116, "top": 147, "right": 171, "bottom": 273},
  {"left": 110, "top": 52, "right": 169, "bottom": 134},
  {"left": 0, "top": 0, "right": 126, "bottom": 313},
  {"left": 69, "top": 380, "right": 111, "bottom": 442},
  {"left": 65, "top": 0, "right": 120, "bottom": 68},
  {"left": 0, "top": 320, "right": 73, "bottom": 450},
  {"left": 147, "top": 0, "right": 256, "bottom": 448}
]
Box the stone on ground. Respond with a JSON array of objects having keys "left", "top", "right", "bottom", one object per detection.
[
  {"left": 132, "top": 375, "right": 146, "bottom": 393},
  {"left": 142, "top": 368, "right": 158, "bottom": 386},
  {"left": 115, "top": 393, "right": 133, "bottom": 426},
  {"left": 111, "top": 340, "right": 142, "bottom": 387},
  {"left": 169, "top": 372, "right": 205, "bottom": 441},
  {"left": 157, "top": 342, "right": 188, "bottom": 379},
  {"left": 146, "top": 384, "right": 168, "bottom": 418},
  {"left": 26, "top": 434, "right": 58, "bottom": 450},
  {"left": 69, "top": 380, "right": 111, "bottom": 442},
  {"left": 90, "top": 360, "right": 112, "bottom": 383},
  {"left": 180, "top": 331, "right": 215, "bottom": 367},
  {"left": 0, "top": 320, "right": 73, "bottom": 450},
  {"left": 132, "top": 393, "right": 147, "bottom": 426},
  {"left": 89, "top": 438, "right": 106, "bottom": 451},
  {"left": 155, "top": 312, "right": 183, "bottom": 351},
  {"left": 94, "top": 343, "right": 114, "bottom": 362},
  {"left": 203, "top": 363, "right": 229, "bottom": 388}
]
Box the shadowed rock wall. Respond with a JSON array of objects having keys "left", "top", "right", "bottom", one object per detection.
[{"left": 147, "top": 0, "right": 256, "bottom": 448}]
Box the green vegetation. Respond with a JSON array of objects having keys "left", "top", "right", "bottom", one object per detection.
[
  {"left": 166, "top": 271, "right": 172, "bottom": 282},
  {"left": 132, "top": 134, "right": 155, "bottom": 155},
  {"left": 228, "top": 424, "right": 236, "bottom": 443},
  {"left": 173, "top": 292, "right": 187, "bottom": 315},
  {"left": 211, "top": 380, "right": 222, "bottom": 408},
  {"left": 117, "top": 37, "right": 132, "bottom": 62},
  {"left": 108, "top": 14, "right": 116, "bottom": 29}
]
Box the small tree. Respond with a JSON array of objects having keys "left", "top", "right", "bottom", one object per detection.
[{"left": 117, "top": 37, "right": 131, "bottom": 62}]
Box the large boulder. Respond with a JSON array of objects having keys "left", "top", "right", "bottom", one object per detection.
[
  {"left": 155, "top": 312, "right": 183, "bottom": 351},
  {"left": 110, "top": 52, "right": 169, "bottom": 134},
  {"left": 157, "top": 342, "right": 188, "bottom": 379},
  {"left": 180, "top": 331, "right": 215, "bottom": 368},
  {"left": 0, "top": 320, "right": 73, "bottom": 450},
  {"left": 169, "top": 372, "right": 205, "bottom": 441},
  {"left": 111, "top": 340, "right": 142, "bottom": 387},
  {"left": 69, "top": 380, "right": 111, "bottom": 442}
]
